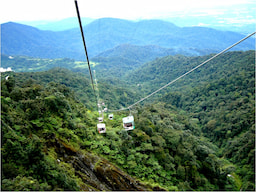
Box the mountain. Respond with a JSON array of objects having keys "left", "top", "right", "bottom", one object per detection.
[
  {"left": 163, "top": 16, "right": 256, "bottom": 35},
  {"left": 127, "top": 50, "right": 255, "bottom": 94},
  {"left": 91, "top": 44, "right": 192, "bottom": 78},
  {"left": 1, "top": 18, "right": 255, "bottom": 60},
  {"left": 1, "top": 50, "right": 255, "bottom": 190},
  {"left": 0, "top": 42, "right": 218, "bottom": 80},
  {"left": 93, "top": 44, "right": 210, "bottom": 61},
  {"left": 0, "top": 22, "right": 82, "bottom": 59},
  {"left": 21, "top": 17, "right": 95, "bottom": 31}
]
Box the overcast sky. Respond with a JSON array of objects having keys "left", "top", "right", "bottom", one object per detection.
[{"left": 0, "top": 0, "right": 255, "bottom": 23}]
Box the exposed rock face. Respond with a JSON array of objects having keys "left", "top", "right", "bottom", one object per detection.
[{"left": 47, "top": 135, "right": 151, "bottom": 191}]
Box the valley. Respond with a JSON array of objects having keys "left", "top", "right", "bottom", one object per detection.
[
  {"left": 1, "top": 16, "right": 255, "bottom": 191},
  {"left": 1, "top": 49, "right": 255, "bottom": 191}
]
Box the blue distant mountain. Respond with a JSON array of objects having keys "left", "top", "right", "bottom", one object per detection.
[
  {"left": 1, "top": 18, "right": 255, "bottom": 60},
  {"left": 20, "top": 17, "right": 95, "bottom": 31}
]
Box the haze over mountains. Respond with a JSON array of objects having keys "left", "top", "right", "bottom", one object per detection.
[
  {"left": 1, "top": 18, "right": 255, "bottom": 61},
  {"left": 18, "top": 11, "right": 256, "bottom": 35}
]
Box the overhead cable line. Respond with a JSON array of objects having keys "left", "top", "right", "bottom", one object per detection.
[
  {"left": 74, "top": 0, "right": 97, "bottom": 102},
  {"left": 109, "top": 31, "right": 256, "bottom": 112}
]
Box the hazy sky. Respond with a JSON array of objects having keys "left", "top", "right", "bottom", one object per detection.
[{"left": 0, "top": 0, "right": 255, "bottom": 23}]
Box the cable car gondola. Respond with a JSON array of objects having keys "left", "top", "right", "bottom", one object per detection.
[
  {"left": 98, "top": 117, "right": 103, "bottom": 122},
  {"left": 122, "top": 116, "right": 135, "bottom": 131},
  {"left": 108, "top": 114, "right": 114, "bottom": 120},
  {"left": 97, "top": 123, "right": 106, "bottom": 133}
]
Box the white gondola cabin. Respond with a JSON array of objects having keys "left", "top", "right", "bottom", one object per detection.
[
  {"left": 108, "top": 114, "right": 114, "bottom": 120},
  {"left": 97, "top": 123, "right": 106, "bottom": 133},
  {"left": 122, "top": 116, "right": 135, "bottom": 131},
  {"left": 98, "top": 117, "right": 103, "bottom": 122}
]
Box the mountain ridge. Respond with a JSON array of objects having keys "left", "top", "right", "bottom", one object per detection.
[{"left": 1, "top": 18, "right": 255, "bottom": 60}]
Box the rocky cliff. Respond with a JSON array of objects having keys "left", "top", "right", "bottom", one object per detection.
[{"left": 46, "top": 133, "right": 154, "bottom": 191}]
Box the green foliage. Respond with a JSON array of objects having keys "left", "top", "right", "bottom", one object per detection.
[
  {"left": 158, "top": 50, "right": 255, "bottom": 190},
  {"left": 1, "top": 50, "right": 255, "bottom": 191},
  {"left": 2, "top": 176, "right": 51, "bottom": 191}
]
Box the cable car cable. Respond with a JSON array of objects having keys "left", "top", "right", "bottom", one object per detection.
[
  {"left": 74, "top": 0, "right": 97, "bottom": 104},
  {"left": 109, "top": 31, "right": 256, "bottom": 112}
]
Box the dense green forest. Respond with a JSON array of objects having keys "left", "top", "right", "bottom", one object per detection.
[{"left": 1, "top": 50, "right": 255, "bottom": 191}]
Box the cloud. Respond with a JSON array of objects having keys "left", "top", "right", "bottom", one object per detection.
[
  {"left": 195, "top": 23, "right": 210, "bottom": 27},
  {"left": 0, "top": 0, "right": 255, "bottom": 23},
  {"left": 0, "top": 67, "right": 13, "bottom": 72},
  {"left": 224, "top": 17, "right": 256, "bottom": 25}
]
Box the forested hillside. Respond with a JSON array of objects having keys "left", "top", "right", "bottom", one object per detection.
[
  {"left": 1, "top": 50, "right": 255, "bottom": 191},
  {"left": 162, "top": 52, "right": 255, "bottom": 190},
  {"left": 1, "top": 76, "right": 151, "bottom": 191},
  {"left": 0, "top": 72, "right": 240, "bottom": 191},
  {"left": 127, "top": 51, "right": 255, "bottom": 97},
  {"left": 129, "top": 50, "right": 256, "bottom": 190}
]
